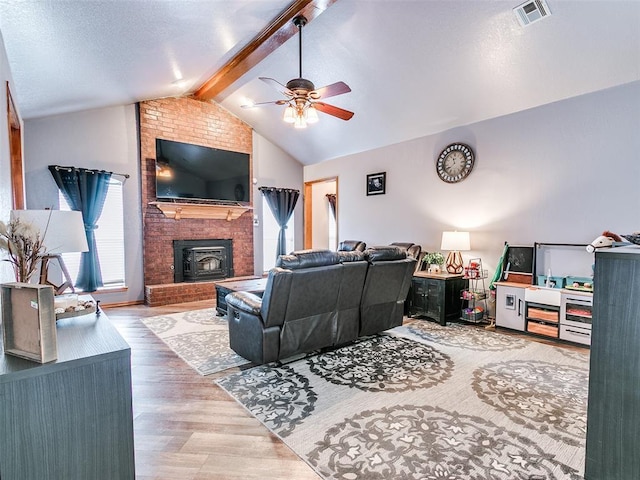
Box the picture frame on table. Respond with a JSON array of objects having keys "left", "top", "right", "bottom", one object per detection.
[
  {"left": 366, "top": 172, "right": 386, "bottom": 196},
  {"left": 1, "top": 283, "right": 57, "bottom": 363}
]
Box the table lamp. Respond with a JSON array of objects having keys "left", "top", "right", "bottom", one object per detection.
[
  {"left": 10, "top": 210, "right": 88, "bottom": 294},
  {"left": 441, "top": 231, "right": 470, "bottom": 274}
]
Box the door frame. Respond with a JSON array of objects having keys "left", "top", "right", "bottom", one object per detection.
[
  {"left": 6, "top": 82, "right": 24, "bottom": 209},
  {"left": 304, "top": 176, "right": 338, "bottom": 249}
]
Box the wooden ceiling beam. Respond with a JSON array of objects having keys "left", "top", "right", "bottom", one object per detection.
[{"left": 193, "top": 0, "right": 338, "bottom": 101}]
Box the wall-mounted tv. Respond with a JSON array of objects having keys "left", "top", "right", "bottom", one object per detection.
[{"left": 155, "top": 138, "right": 250, "bottom": 204}]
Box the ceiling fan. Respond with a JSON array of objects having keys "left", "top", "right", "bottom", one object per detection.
[{"left": 243, "top": 15, "right": 354, "bottom": 128}]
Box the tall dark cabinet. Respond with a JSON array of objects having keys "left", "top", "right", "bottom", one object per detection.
[{"left": 585, "top": 246, "right": 640, "bottom": 479}]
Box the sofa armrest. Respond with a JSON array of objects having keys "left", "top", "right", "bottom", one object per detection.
[{"left": 226, "top": 291, "right": 262, "bottom": 316}]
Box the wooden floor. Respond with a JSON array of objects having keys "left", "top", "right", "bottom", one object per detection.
[
  {"left": 105, "top": 300, "right": 321, "bottom": 480},
  {"left": 105, "top": 301, "right": 587, "bottom": 479}
]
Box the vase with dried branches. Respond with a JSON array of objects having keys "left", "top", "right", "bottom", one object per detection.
[{"left": 0, "top": 217, "right": 48, "bottom": 283}]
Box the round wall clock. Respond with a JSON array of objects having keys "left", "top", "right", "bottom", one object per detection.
[{"left": 436, "top": 143, "right": 475, "bottom": 183}]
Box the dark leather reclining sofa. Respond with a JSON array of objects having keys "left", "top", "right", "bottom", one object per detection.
[{"left": 225, "top": 246, "right": 417, "bottom": 364}]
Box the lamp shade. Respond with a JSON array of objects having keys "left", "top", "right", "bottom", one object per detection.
[
  {"left": 11, "top": 210, "right": 88, "bottom": 254},
  {"left": 441, "top": 231, "right": 471, "bottom": 251}
]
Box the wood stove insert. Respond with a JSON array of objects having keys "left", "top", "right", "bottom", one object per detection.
[{"left": 173, "top": 239, "right": 233, "bottom": 283}]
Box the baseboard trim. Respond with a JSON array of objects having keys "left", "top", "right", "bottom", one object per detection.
[{"left": 100, "top": 299, "right": 145, "bottom": 308}]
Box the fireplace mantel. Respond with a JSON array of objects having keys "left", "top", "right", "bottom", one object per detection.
[{"left": 150, "top": 202, "right": 252, "bottom": 221}]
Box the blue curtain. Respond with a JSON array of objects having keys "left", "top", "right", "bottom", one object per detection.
[
  {"left": 259, "top": 187, "right": 299, "bottom": 258},
  {"left": 48, "top": 165, "right": 112, "bottom": 292}
]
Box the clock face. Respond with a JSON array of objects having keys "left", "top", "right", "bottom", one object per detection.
[{"left": 436, "top": 143, "right": 475, "bottom": 183}]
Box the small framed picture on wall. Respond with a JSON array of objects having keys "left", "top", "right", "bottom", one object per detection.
[{"left": 366, "top": 172, "right": 386, "bottom": 196}]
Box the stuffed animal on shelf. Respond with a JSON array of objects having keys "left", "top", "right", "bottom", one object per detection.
[
  {"left": 602, "top": 230, "right": 624, "bottom": 242},
  {"left": 586, "top": 230, "right": 625, "bottom": 253}
]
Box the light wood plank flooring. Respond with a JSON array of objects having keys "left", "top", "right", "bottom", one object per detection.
[{"left": 104, "top": 300, "right": 321, "bottom": 480}]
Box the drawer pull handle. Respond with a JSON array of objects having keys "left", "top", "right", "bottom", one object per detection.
[{"left": 566, "top": 329, "right": 589, "bottom": 336}]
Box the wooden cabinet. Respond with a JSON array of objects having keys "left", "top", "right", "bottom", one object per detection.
[
  {"left": 585, "top": 246, "right": 640, "bottom": 479},
  {"left": 0, "top": 309, "right": 135, "bottom": 480},
  {"left": 495, "top": 283, "right": 526, "bottom": 331},
  {"left": 409, "top": 272, "right": 467, "bottom": 325}
]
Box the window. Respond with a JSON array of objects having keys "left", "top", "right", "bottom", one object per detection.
[
  {"left": 262, "top": 196, "right": 295, "bottom": 272},
  {"left": 58, "top": 178, "right": 126, "bottom": 288}
]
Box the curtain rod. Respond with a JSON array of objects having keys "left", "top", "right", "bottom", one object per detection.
[{"left": 50, "top": 164, "right": 130, "bottom": 179}]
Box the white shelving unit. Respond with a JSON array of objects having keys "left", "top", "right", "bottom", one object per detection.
[{"left": 461, "top": 258, "right": 488, "bottom": 323}]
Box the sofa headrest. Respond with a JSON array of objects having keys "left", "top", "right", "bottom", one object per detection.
[
  {"left": 338, "top": 240, "right": 367, "bottom": 252},
  {"left": 390, "top": 242, "right": 422, "bottom": 260},
  {"left": 390, "top": 242, "right": 414, "bottom": 250},
  {"left": 276, "top": 249, "right": 341, "bottom": 270},
  {"left": 337, "top": 250, "right": 366, "bottom": 263},
  {"left": 365, "top": 246, "right": 407, "bottom": 262}
]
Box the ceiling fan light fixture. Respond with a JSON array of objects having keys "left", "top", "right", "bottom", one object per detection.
[
  {"left": 283, "top": 104, "right": 296, "bottom": 123},
  {"left": 254, "top": 15, "right": 354, "bottom": 126},
  {"left": 306, "top": 105, "right": 319, "bottom": 124},
  {"left": 294, "top": 114, "right": 307, "bottom": 129}
]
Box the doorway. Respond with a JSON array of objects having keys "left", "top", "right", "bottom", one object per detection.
[{"left": 304, "top": 177, "right": 338, "bottom": 250}]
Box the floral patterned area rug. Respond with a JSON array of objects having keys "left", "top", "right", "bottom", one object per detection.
[
  {"left": 217, "top": 321, "right": 590, "bottom": 480},
  {"left": 141, "top": 308, "right": 250, "bottom": 375}
]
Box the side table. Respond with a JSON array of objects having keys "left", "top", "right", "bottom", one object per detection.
[{"left": 409, "top": 272, "right": 468, "bottom": 325}]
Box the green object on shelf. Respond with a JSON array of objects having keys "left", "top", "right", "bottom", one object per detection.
[{"left": 489, "top": 243, "right": 509, "bottom": 290}]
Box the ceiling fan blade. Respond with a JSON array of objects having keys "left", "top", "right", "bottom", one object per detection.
[
  {"left": 314, "top": 102, "right": 354, "bottom": 121},
  {"left": 259, "top": 77, "right": 293, "bottom": 96},
  {"left": 310, "top": 81, "right": 351, "bottom": 100},
  {"left": 241, "top": 99, "right": 288, "bottom": 108}
]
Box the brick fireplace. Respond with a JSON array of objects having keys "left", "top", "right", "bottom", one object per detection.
[{"left": 139, "top": 97, "right": 254, "bottom": 306}]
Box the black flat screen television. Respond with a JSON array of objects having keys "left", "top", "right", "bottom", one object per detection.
[{"left": 155, "top": 138, "right": 250, "bottom": 204}]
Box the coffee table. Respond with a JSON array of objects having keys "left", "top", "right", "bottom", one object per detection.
[{"left": 215, "top": 277, "right": 268, "bottom": 316}]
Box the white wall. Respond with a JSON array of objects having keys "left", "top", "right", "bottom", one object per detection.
[
  {"left": 24, "top": 105, "right": 143, "bottom": 304},
  {"left": 0, "top": 30, "right": 19, "bottom": 283},
  {"left": 252, "top": 131, "right": 304, "bottom": 273},
  {"left": 305, "top": 81, "right": 640, "bottom": 279}
]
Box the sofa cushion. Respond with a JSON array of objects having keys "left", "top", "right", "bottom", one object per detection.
[
  {"left": 365, "top": 246, "right": 407, "bottom": 262},
  {"left": 277, "top": 249, "right": 340, "bottom": 269}
]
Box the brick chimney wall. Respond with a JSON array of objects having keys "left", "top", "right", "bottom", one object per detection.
[{"left": 139, "top": 97, "right": 254, "bottom": 306}]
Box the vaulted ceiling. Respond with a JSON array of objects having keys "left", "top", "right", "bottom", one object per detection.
[{"left": 0, "top": 0, "right": 638, "bottom": 165}]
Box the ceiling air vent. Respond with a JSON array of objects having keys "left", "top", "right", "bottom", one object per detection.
[{"left": 514, "top": 0, "right": 552, "bottom": 27}]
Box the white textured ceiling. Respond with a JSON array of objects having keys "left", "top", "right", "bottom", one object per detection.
[{"left": 0, "top": 0, "right": 639, "bottom": 165}]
